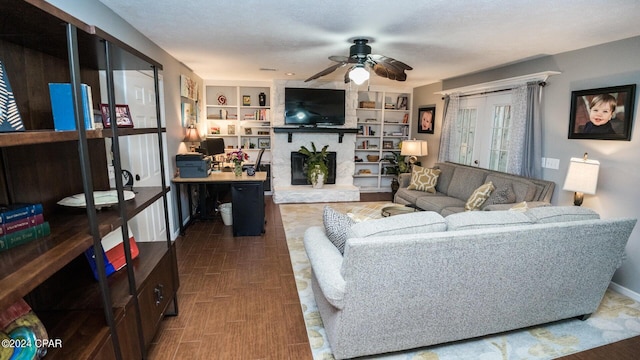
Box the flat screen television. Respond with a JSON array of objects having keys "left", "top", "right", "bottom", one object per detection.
[{"left": 284, "top": 87, "right": 345, "bottom": 126}]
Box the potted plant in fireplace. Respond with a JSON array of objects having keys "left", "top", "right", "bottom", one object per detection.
[{"left": 298, "top": 142, "right": 329, "bottom": 188}]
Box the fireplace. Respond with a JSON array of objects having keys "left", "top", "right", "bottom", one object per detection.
[{"left": 291, "top": 152, "right": 337, "bottom": 185}]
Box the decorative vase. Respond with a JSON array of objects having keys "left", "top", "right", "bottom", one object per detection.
[
  {"left": 234, "top": 163, "right": 242, "bottom": 176},
  {"left": 309, "top": 165, "right": 325, "bottom": 189},
  {"left": 258, "top": 92, "right": 266, "bottom": 106}
]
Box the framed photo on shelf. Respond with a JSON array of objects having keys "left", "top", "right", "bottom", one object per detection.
[
  {"left": 568, "top": 84, "right": 636, "bottom": 141},
  {"left": 383, "top": 140, "right": 394, "bottom": 149},
  {"left": 228, "top": 124, "right": 236, "bottom": 135},
  {"left": 100, "top": 104, "right": 134, "bottom": 128},
  {"left": 244, "top": 127, "right": 252, "bottom": 135},
  {"left": 258, "top": 138, "right": 270, "bottom": 149},
  {"left": 417, "top": 106, "right": 435, "bottom": 134},
  {"left": 396, "top": 95, "right": 408, "bottom": 110},
  {"left": 242, "top": 95, "right": 251, "bottom": 106}
]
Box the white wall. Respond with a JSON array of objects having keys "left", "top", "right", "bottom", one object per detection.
[
  {"left": 415, "top": 36, "right": 640, "bottom": 295},
  {"left": 45, "top": 0, "right": 201, "bottom": 239}
]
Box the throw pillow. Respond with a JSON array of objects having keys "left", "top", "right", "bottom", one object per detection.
[
  {"left": 465, "top": 181, "right": 495, "bottom": 211},
  {"left": 483, "top": 183, "right": 516, "bottom": 207},
  {"left": 407, "top": 166, "right": 441, "bottom": 193},
  {"left": 509, "top": 201, "right": 528, "bottom": 212},
  {"left": 323, "top": 206, "right": 355, "bottom": 254}
]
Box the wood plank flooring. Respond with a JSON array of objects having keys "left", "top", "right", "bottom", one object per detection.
[{"left": 148, "top": 193, "right": 639, "bottom": 359}]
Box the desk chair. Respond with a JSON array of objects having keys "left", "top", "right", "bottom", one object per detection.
[{"left": 243, "top": 148, "right": 265, "bottom": 172}]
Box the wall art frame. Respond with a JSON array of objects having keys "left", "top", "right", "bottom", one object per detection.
[
  {"left": 417, "top": 106, "right": 436, "bottom": 134},
  {"left": 568, "top": 84, "right": 636, "bottom": 141}
]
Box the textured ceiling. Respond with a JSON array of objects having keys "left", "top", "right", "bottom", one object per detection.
[{"left": 98, "top": 0, "right": 640, "bottom": 87}]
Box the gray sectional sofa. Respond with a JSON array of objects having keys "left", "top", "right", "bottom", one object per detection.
[
  {"left": 304, "top": 206, "right": 636, "bottom": 359},
  {"left": 394, "top": 162, "right": 555, "bottom": 215}
]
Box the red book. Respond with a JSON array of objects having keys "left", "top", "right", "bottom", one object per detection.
[{"left": 0, "top": 213, "right": 45, "bottom": 236}]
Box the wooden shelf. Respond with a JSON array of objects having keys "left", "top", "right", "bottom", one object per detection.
[
  {"left": 0, "top": 186, "right": 167, "bottom": 311},
  {"left": 273, "top": 126, "right": 359, "bottom": 143},
  {"left": 0, "top": 128, "right": 166, "bottom": 148}
]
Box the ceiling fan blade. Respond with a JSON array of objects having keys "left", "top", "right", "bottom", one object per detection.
[
  {"left": 304, "top": 62, "right": 347, "bottom": 82},
  {"left": 369, "top": 55, "right": 411, "bottom": 81},
  {"left": 329, "top": 55, "right": 357, "bottom": 63}
]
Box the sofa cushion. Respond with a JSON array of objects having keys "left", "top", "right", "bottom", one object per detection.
[
  {"left": 483, "top": 183, "right": 516, "bottom": 208},
  {"left": 323, "top": 206, "right": 355, "bottom": 254},
  {"left": 433, "top": 163, "right": 456, "bottom": 195},
  {"left": 509, "top": 201, "right": 529, "bottom": 212},
  {"left": 446, "top": 166, "right": 488, "bottom": 201},
  {"left": 407, "top": 166, "right": 441, "bottom": 193},
  {"left": 351, "top": 211, "right": 446, "bottom": 237},
  {"left": 485, "top": 174, "right": 537, "bottom": 202},
  {"left": 416, "top": 196, "right": 466, "bottom": 213},
  {"left": 524, "top": 206, "right": 600, "bottom": 223},
  {"left": 446, "top": 210, "right": 533, "bottom": 230},
  {"left": 465, "top": 181, "right": 495, "bottom": 211}
]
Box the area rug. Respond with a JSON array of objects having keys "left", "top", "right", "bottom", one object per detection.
[{"left": 280, "top": 201, "right": 640, "bottom": 360}]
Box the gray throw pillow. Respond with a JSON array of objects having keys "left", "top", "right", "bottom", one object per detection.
[
  {"left": 323, "top": 206, "right": 355, "bottom": 254},
  {"left": 483, "top": 184, "right": 517, "bottom": 207}
]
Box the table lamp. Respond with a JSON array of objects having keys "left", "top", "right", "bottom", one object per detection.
[
  {"left": 183, "top": 126, "right": 201, "bottom": 152},
  {"left": 400, "top": 139, "right": 428, "bottom": 167},
  {"left": 562, "top": 153, "right": 600, "bottom": 206}
]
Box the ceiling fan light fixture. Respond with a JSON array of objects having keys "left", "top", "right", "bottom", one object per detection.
[{"left": 349, "top": 65, "right": 369, "bottom": 85}]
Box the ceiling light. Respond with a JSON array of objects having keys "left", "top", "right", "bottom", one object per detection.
[{"left": 348, "top": 65, "right": 369, "bottom": 85}]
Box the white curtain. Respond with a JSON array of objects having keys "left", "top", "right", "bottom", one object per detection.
[
  {"left": 506, "top": 84, "right": 528, "bottom": 175},
  {"left": 521, "top": 82, "right": 544, "bottom": 178},
  {"left": 437, "top": 93, "right": 459, "bottom": 163}
]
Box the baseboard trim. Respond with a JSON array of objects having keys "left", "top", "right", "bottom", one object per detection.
[{"left": 609, "top": 281, "right": 640, "bottom": 302}]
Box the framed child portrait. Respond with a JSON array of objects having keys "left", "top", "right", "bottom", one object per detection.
[
  {"left": 417, "top": 106, "right": 435, "bottom": 134},
  {"left": 100, "top": 104, "right": 134, "bottom": 128},
  {"left": 568, "top": 84, "right": 636, "bottom": 141}
]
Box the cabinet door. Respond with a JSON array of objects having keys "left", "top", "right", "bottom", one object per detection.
[
  {"left": 231, "top": 183, "right": 264, "bottom": 236},
  {"left": 137, "top": 250, "right": 176, "bottom": 347}
]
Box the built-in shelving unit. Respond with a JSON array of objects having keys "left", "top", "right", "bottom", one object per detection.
[
  {"left": 0, "top": 1, "right": 176, "bottom": 359},
  {"left": 354, "top": 89, "right": 412, "bottom": 192}
]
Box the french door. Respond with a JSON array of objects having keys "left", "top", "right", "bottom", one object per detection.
[{"left": 454, "top": 92, "right": 513, "bottom": 172}]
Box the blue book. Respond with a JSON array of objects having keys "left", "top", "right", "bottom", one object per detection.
[
  {"left": 0, "top": 60, "right": 26, "bottom": 132},
  {"left": 48, "top": 83, "right": 94, "bottom": 131},
  {"left": 0, "top": 203, "right": 44, "bottom": 224}
]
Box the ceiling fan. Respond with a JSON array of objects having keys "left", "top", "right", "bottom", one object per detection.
[{"left": 304, "top": 38, "right": 413, "bottom": 84}]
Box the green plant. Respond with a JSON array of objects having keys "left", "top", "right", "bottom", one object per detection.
[
  {"left": 298, "top": 142, "right": 329, "bottom": 184},
  {"left": 380, "top": 151, "right": 410, "bottom": 175}
]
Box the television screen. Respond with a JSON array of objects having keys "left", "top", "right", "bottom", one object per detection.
[{"left": 284, "top": 88, "right": 345, "bottom": 126}]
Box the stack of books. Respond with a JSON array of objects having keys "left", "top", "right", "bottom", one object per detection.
[{"left": 0, "top": 203, "right": 50, "bottom": 252}]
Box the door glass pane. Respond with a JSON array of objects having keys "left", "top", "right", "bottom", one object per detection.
[{"left": 488, "top": 104, "right": 511, "bottom": 172}]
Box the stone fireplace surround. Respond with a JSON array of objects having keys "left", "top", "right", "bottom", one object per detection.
[{"left": 271, "top": 80, "right": 360, "bottom": 204}]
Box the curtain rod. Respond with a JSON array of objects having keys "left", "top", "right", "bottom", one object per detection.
[{"left": 442, "top": 81, "right": 547, "bottom": 100}]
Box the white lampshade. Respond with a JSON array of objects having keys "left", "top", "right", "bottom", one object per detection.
[
  {"left": 400, "top": 140, "right": 428, "bottom": 157},
  {"left": 563, "top": 157, "right": 600, "bottom": 195},
  {"left": 348, "top": 65, "right": 369, "bottom": 85}
]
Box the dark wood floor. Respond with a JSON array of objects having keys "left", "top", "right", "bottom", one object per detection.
[{"left": 148, "top": 193, "right": 640, "bottom": 359}]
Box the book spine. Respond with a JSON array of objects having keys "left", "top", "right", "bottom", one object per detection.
[
  {"left": 0, "top": 213, "right": 45, "bottom": 236},
  {"left": 82, "top": 84, "right": 94, "bottom": 130},
  {"left": 0, "top": 222, "right": 50, "bottom": 252},
  {"left": 0, "top": 203, "right": 44, "bottom": 224}
]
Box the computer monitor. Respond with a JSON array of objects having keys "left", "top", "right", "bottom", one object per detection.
[{"left": 201, "top": 138, "right": 225, "bottom": 156}]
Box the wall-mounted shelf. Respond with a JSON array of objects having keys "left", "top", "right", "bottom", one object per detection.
[{"left": 273, "top": 126, "right": 359, "bottom": 143}]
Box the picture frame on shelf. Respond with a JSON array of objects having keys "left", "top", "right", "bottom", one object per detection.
[
  {"left": 258, "top": 138, "right": 270, "bottom": 149},
  {"left": 244, "top": 127, "right": 252, "bottom": 135},
  {"left": 243, "top": 95, "right": 251, "bottom": 106},
  {"left": 383, "top": 140, "right": 394, "bottom": 149},
  {"left": 100, "top": 103, "right": 134, "bottom": 128},
  {"left": 228, "top": 124, "right": 236, "bottom": 135},
  {"left": 568, "top": 84, "right": 636, "bottom": 141},
  {"left": 210, "top": 126, "right": 220, "bottom": 135},
  {"left": 396, "top": 95, "right": 408, "bottom": 110},
  {"left": 418, "top": 106, "right": 435, "bottom": 134}
]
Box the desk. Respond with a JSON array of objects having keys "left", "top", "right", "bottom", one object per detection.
[{"left": 172, "top": 172, "right": 267, "bottom": 236}]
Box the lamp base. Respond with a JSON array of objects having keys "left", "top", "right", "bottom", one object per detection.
[{"left": 573, "top": 192, "right": 584, "bottom": 206}]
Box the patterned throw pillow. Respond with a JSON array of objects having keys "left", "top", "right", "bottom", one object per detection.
[
  {"left": 323, "top": 206, "right": 355, "bottom": 254},
  {"left": 509, "top": 201, "right": 529, "bottom": 212},
  {"left": 465, "top": 181, "right": 495, "bottom": 211},
  {"left": 406, "top": 166, "right": 441, "bottom": 193},
  {"left": 483, "top": 184, "right": 516, "bottom": 207}
]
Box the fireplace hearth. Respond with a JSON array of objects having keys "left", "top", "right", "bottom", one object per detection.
[{"left": 291, "top": 152, "right": 337, "bottom": 185}]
